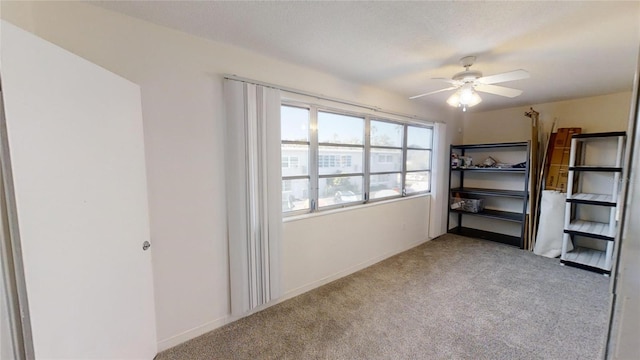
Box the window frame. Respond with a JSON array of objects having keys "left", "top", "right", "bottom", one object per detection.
[
  {"left": 404, "top": 125, "right": 433, "bottom": 195},
  {"left": 281, "top": 104, "right": 313, "bottom": 216},
  {"left": 368, "top": 118, "right": 406, "bottom": 202},
  {"left": 316, "top": 109, "right": 366, "bottom": 210},
  {"left": 280, "top": 102, "right": 433, "bottom": 216}
]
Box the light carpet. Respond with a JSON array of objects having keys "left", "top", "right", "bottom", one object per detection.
[{"left": 157, "top": 234, "right": 610, "bottom": 359}]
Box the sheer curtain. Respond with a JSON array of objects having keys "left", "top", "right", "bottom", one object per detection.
[{"left": 224, "top": 79, "right": 282, "bottom": 316}]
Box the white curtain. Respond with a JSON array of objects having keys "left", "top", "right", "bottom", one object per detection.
[
  {"left": 429, "top": 122, "right": 448, "bottom": 238},
  {"left": 224, "top": 79, "right": 282, "bottom": 316}
]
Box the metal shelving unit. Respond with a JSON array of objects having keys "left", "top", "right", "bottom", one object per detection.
[
  {"left": 447, "top": 141, "right": 530, "bottom": 248},
  {"left": 561, "top": 131, "right": 626, "bottom": 275}
]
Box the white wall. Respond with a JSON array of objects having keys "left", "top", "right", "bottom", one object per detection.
[
  {"left": 0, "top": 1, "right": 453, "bottom": 351},
  {"left": 283, "top": 196, "right": 430, "bottom": 298},
  {"left": 463, "top": 92, "right": 632, "bottom": 144}
]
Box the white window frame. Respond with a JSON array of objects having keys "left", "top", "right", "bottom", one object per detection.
[
  {"left": 368, "top": 118, "right": 405, "bottom": 202},
  {"left": 281, "top": 105, "right": 312, "bottom": 215},
  {"left": 316, "top": 109, "right": 366, "bottom": 210},
  {"left": 281, "top": 103, "right": 433, "bottom": 216}
]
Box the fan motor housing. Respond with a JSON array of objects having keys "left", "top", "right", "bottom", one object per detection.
[{"left": 452, "top": 70, "right": 482, "bottom": 82}]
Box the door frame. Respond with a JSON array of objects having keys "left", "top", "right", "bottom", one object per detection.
[
  {"left": 605, "top": 50, "right": 640, "bottom": 358},
  {"left": 0, "top": 82, "right": 35, "bottom": 360}
]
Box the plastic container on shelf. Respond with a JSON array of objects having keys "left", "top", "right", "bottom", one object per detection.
[
  {"left": 450, "top": 198, "right": 484, "bottom": 213},
  {"left": 451, "top": 153, "right": 459, "bottom": 167}
]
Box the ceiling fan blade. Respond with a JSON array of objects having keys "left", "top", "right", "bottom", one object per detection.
[
  {"left": 409, "top": 87, "right": 457, "bottom": 100},
  {"left": 477, "top": 69, "right": 529, "bottom": 85},
  {"left": 432, "top": 77, "right": 459, "bottom": 85},
  {"left": 475, "top": 84, "right": 523, "bottom": 98}
]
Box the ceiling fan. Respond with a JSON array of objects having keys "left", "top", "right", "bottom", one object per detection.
[{"left": 409, "top": 56, "right": 529, "bottom": 111}]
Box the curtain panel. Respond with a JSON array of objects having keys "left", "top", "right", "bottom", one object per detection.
[{"left": 224, "top": 80, "right": 282, "bottom": 316}]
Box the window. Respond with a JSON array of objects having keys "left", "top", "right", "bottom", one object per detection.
[
  {"left": 281, "top": 156, "right": 299, "bottom": 168},
  {"left": 318, "top": 155, "right": 353, "bottom": 168},
  {"left": 341, "top": 155, "right": 352, "bottom": 167},
  {"left": 281, "top": 106, "right": 311, "bottom": 213},
  {"left": 405, "top": 126, "right": 433, "bottom": 194},
  {"left": 377, "top": 155, "right": 393, "bottom": 163},
  {"left": 281, "top": 104, "right": 432, "bottom": 215},
  {"left": 317, "top": 111, "right": 365, "bottom": 208},
  {"left": 370, "top": 120, "right": 404, "bottom": 199}
]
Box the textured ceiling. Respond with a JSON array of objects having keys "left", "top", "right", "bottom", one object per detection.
[{"left": 92, "top": 1, "right": 640, "bottom": 112}]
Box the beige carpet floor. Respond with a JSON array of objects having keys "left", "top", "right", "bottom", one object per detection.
[{"left": 157, "top": 234, "right": 610, "bottom": 359}]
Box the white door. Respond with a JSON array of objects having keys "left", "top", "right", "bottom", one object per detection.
[{"left": 0, "top": 21, "right": 157, "bottom": 359}]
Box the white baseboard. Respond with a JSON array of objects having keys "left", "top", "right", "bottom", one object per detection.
[
  {"left": 157, "top": 316, "right": 228, "bottom": 352},
  {"left": 156, "top": 236, "right": 432, "bottom": 353}
]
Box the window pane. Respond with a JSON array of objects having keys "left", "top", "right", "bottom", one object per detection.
[
  {"left": 281, "top": 106, "right": 309, "bottom": 142},
  {"left": 370, "top": 173, "right": 402, "bottom": 199},
  {"left": 282, "top": 179, "right": 310, "bottom": 212},
  {"left": 406, "top": 149, "right": 431, "bottom": 171},
  {"left": 318, "top": 175, "right": 363, "bottom": 207},
  {"left": 281, "top": 144, "right": 309, "bottom": 176},
  {"left": 370, "top": 148, "right": 402, "bottom": 173},
  {"left": 318, "top": 146, "right": 363, "bottom": 175},
  {"left": 406, "top": 171, "right": 430, "bottom": 194},
  {"left": 318, "top": 111, "right": 364, "bottom": 145},
  {"left": 407, "top": 126, "right": 433, "bottom": 149},
  {"left": 370, "top": 120, "right": 403, "bottom": 147}
]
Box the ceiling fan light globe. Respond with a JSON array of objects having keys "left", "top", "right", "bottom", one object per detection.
[
  {"left": 467, "top": 92, "right": 482, "bottom": 107},
  {"left": 447, "top": 89, "right": 481, "bottom": 109},
  {"left": 459, "top": 87, "right": 474, "bottom": 104},
  {"left": 446, "top": 92, "right": 461, "bottom": 107},
  {"left": 457, "top": 88, "right": 482, "bottom": 106}
]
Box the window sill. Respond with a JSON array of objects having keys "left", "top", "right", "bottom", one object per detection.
[{"left": 282, "top": 192, "right": 431, "bottom": 223}]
